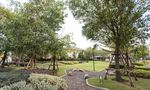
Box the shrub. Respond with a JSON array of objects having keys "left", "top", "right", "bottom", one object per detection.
[
  {"left": 132, "top": 62, "right": 144, "bottom": 66},
  {"left": 59, "top": 61, "right": 79, "bottom": 65},
  {"left": 0, "top": 74, "right": 68, "bottom": 90},
  {"left": 133, "top": 69, "right": 150, "bottom": 79},
  {"left": 121, "top": 68, "right": 150, "bottom": 79},
  {"left": 109, "top": 64, "right": 125, "bottom": 69},
  {"left": 0, "top": 81, "right": 33, "bottom": 90},
  {"left": 73, "top": 61, "right": 79, "bottom": 64},
  {"left": 135, "top": 66, "right": 150, "bottom": 70},
  {"left": 28, "top": 73, "right": 68, "bottom": 90}
]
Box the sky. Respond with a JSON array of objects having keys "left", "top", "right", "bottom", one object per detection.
[
  {"left": 0, "top": 0, "right": 149, "bottom": 51},
  {"left": 0, "top": 0, "right": 95, "bottom": 50},
  {"left": 59, "top": 9, "right": 95, "bottom": 49}
]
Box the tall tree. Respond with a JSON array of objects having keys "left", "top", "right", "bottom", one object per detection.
[
  {"left": 0, "top": 0, "right": 65, "bottom": 69},
  {"left": 48, "top": 34, "right": 75, "bottom": 70},
  {"left": 0, "top": 6, "right": 15, "bottom": 68},
  {"left": 69, "top": 0, "right": 150, "bottom": 81}
]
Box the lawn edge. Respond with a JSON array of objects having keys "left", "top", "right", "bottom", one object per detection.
[
  {"left": 60, "top": 69, "right": 67, "bottom": 77},
  {"left": 61, "top": 69, "right": 110, "bottom": 90},
  {"left": 86, "top": 78, "right": 110, "bottom": 90}
]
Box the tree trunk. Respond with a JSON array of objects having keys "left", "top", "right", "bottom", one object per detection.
[
  {"left": 1, "top": 51, "right": 7, "bottom": 68},
  {"left": 125, "top": 51, "right": 130, "bottom": 67},
  {"left": 115, "top": 41, "right": 123, "bottom": 81},
  {"left": 52, "top": 55, "right": 56, "bottom": 71},
  {"left": 92, "top": 48, "right": 95, "bottom": 71},
  {"left": 32, "top": 54, "right": 36, "bottom": 69},
  {"left": 26, "top": 54, "right": 37, "bottom": 69}
]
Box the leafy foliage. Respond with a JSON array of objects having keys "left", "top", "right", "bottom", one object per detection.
[
  {"left": 84, "top": 47, "right": 110, "bottom": 59},
  {"left": 0, "top": 0, "right": 70, "bottom": 69},
  {"left": 0, "top": 73, "right": 68, "bottom": 90},
  {"left": 69, "top": 0, "right": 150, "bottom": 81},
  {"left": 134, "top": 45, "right": 149, "bottom": 59},
  {"left": 69, "top": 0, "right": 150, "bottom": 49},
  {"left": 29, "top": 73, "right": 67, "bottom": 90}
]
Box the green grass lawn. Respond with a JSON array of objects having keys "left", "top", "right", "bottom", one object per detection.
[
  {"left": 0, "top": 61, "right": 108, "bottom": 87},
  {"left": 58, "top": 61, "right": 109, "bottom": 76},
  {"left": 88, "top": 77, "right": 150, "bottom": 90},
  {"left": 37, "top": 61, "right": 109, "bottom": 76}
]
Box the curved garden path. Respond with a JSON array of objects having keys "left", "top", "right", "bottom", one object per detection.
[{"left": 63, "top": 69, "right": 109, "bottom": 90}]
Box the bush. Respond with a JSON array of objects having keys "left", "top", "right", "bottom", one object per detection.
[
  {"left": 59, "top": 61, "right": 79, "bottom": 65},
  {"left": 134, "top": 69, "right": 150, "bottom": 79},
  {"left": 132, "top": 62, "right": 144, "bottom": 66},
  {"left": 0, "top": 81, "right": 33, "bottom": 90},
  {"left": 135, "top": 66, "right": 150, "bottom": 70},
  {"left": 0, "top": 74, "right": 68, "bottom": 90},
  {"left": 109, "top": 64, "right": 125, "bottom": 69},
  {"left": 29, "top": 73, "right": 68, "bottom": 90}
]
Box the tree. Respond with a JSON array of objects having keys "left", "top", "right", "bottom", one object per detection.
[
  {"left": 84, "top": 47, "right": 93, "bottom": 60},
  {"left": 0, "top": 0, "right": 65, "bottom": 69},
  {"left": 69, "top": 0, "right": 150, "bottom": 81},
  {"left": 78, "top": 50, "right": 85, "bottom": 60},
  {"left": 0, "top": 6, "right": 15, "bottom": 68},
  {"left": 84, "top": 47, "right": 110, "bottom": 60},
  {"left": 48, "top": 34, "right": 74, "bottom": 71},
  {"left": 135, "top": 45, "right": 149, "bottom": 59}
]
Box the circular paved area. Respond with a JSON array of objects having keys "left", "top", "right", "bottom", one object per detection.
[{"left": 63, "top": 69, "right": 108, "bottom": 90}]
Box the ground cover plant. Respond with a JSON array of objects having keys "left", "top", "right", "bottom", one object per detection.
[{"left": 0, "top": 73, "right": 67, "bottom": 90}]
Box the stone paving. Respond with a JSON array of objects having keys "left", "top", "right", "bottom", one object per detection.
[{"left": 63, "top": 69, "right": 108, "bottom": 90}]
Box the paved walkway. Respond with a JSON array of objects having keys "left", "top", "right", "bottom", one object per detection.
[{"left": 63, "top": 69, "right": 108, "bottom": 90}]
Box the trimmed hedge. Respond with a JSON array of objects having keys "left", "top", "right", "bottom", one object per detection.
[
  {"left": 121, "top": 69, "right": 150, "bottom": 79},
  {"left": 109, "top": 64, "right": 126, "bottom": 69},
  {"left": 134, "top": 69, "right": 150, "bottom": 79},
  {"left": 135, "top": 66, "right": 150, "bottom": 70},
  {"left": 132, "top": 62, "right": 144, "bottom": 66},
  {"left": 59, "top": 61, "right": 79, "bottom": 65},
  {"left": 0, "top": 73, "right": 68, "bottom": 90}
]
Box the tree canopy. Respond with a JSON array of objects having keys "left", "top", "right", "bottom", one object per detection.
[
  {"left": 69, "top": 0, "right": 150, "bottom": 81},
  {"left": 69, "top": 0, "right": 150, "bottom": 49},
  {"left": 0, "top": 0, "right": 67, "bottom": 69}
]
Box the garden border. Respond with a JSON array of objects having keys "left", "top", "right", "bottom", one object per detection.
[
  {"left": 61, "top": 69, "right": 109, "bottom": 90},
  {"left": 86, "top": 79, "right": 109, "bottom": 90}
]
